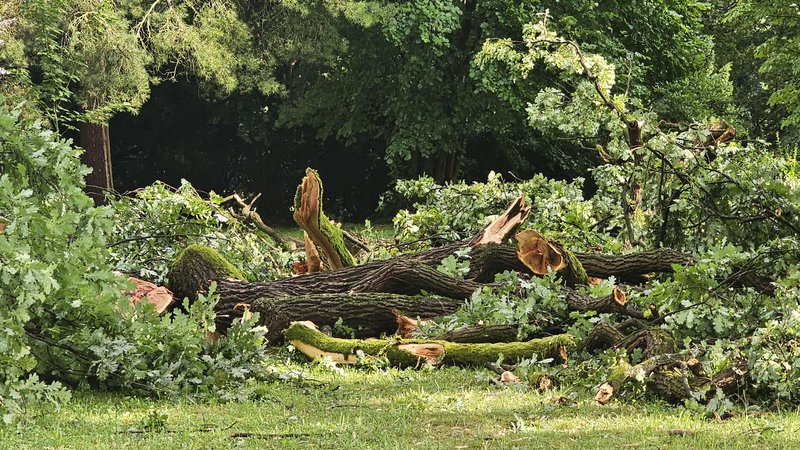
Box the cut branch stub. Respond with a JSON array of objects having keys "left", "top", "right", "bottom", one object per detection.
[
  {"left": 293, "top": 168, "right": 356, "bottom": 270},
  {"left": 117, "top": 272, "right": 175, "bottom": 314},
  {"left": 515, "top": 229, "right": 588, "bottom": 286},
  {"left": 515, "top": 229, "right": 565, "bottom": 275},
  {"left": 613, "top": 286, "right": 627, "bottom": 306},
  {"left": 474, "top": 196, "right": 531, "bottom": 244}
]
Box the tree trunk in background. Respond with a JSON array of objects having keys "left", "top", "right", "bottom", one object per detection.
[{"left": 79, "top": 116, "right": 113, "bottom": 205}]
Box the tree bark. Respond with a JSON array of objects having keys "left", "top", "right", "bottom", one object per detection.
[
  {"left": 284, "top": 321, "right": 574, "bottom": 367},
  {"left": 167, "top": 240, "right": 649, "bottom": 338},
  {"left": 433, "top": 324, "right": 520, "bottom": 343},
  {"left": 216, "top": 292, "right": 462, "bottom": 343},
  {"left": 79, "top": 117, "right": 113, "bottom": 205}
]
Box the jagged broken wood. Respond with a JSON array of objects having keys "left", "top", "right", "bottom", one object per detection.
[
  {"left": 293, "top": 168, "right": 356, "bottom": 270},
  {"left": 284, "top": 321, "right": 575, "bottom": 367}
]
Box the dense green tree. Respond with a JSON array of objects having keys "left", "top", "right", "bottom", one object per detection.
[
  {"left": 278, "top": 0, "right": 733, "bottom": 182},
  {"left": 2, "top": 0, "right": 282, "bottom": 202},
  {"left": 708, "top": 0, "right": 800, "bottom": 144}
]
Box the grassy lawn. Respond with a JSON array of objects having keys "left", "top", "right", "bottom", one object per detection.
[{"left": 3, "top": 363, "right": 797, "bottom": 449}]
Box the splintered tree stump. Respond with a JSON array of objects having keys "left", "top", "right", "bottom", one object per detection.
[
  {"left": 293, "top": 168, "right": 356, "bottom": 269},
  {"left": 474, "top": 196, "right": 531, "bottom": 244},
  {"left": 284, "top": 321, "right": 575, "bottom": 367},
  {"left": 303, "top": 231, "right": 323, "bottom": 273}
]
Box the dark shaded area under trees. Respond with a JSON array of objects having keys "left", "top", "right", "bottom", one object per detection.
[{"left": 108, "top": 80, "right": 593, "bottom": 223}]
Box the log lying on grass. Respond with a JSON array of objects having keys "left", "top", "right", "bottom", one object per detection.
[
  {"left": 221, "top": 293, "right": 462, "bottom": 343},
  {"left": 595, "top": 353, "right": 749, "bottom": 405},
  {"left": 585, "top": 322, "right": 748, "bottom": 405},
  {"left": 170, "top": 236, "right": 648, "bottom": 338},
  {"left": 285, "top": 321, "right": 575, "bottom": 367},
  {"left": 190, "top": 247, "right": 643, "bottom": 335}
]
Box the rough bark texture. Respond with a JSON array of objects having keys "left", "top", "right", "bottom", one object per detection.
[
  {"left": 575, "top": 248, "right": 693, "bottom": 280},
  {"left": 209, "top": 259, "right": 481, "bottom": 306},
  {"left": 562, "top": 286, "right": 644, "bottom": 319},
  {"left": 433, "top": 324, "right": 521, "bottom": 343},
  {"left": 169, "top": 243, "right": 659, "bottom": 335},
  {"left": 79, "top": 118, "right": 113, "bottom": 205},
  {"left": 284, "top": 321, "right": 575, "bottom": 367},
  {"left": 215, "top": 293, "right": 462, "bottom": 343},
  {"left": 168, "top": 245, "right": 246, "bottom": 301}
]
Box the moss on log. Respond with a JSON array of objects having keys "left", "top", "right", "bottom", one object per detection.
[
  {"left": 168, "top": 245, "right": 246, "bottom": 301},
  {"left": 284, "top": 321, "right": 575, "bottom": 367}
]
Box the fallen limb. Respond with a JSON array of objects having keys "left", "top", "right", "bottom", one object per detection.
[
  {"left": 168, "top": 244, "right": 246, "bottom": 301},
  {"left": 170, "top": 244, "right": 646, "bottom": 333},
  {"left": 215, "top": 293, "right": 462, "bottom": 342},
  {"left": 284, "top": 321, "right": 574, "bottom": 367},
  {"left": 596, "top": 354, "right": 748, "bottom": 405}
]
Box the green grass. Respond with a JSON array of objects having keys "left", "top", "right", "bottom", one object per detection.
[
  {"left": 3, "top": 364, "right": 798, "bottom": 449},
  {"left": 276, "top": 223, "right": 395, "bottom": 242}
]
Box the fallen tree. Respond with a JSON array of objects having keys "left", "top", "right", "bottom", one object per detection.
[
  {"left": 284, "top": 321, "right": 575, "bottom": 367},
  {"left": 160, "top": 172, "right": 776, "bottom": 407}
]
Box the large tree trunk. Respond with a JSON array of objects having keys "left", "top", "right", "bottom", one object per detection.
[
  {"left": 79, "top": 101, "right": 113, "bottom": 205},
  {"left": 173, "top": 243, "right": 644, "bottom": 338},
  {"left": 217, "top": 293, "right": 462, "bottom": 343}
]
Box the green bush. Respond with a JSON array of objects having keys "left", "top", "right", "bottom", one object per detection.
[{"left": 0, "top": 100, "right": 273, "bottom": 424}]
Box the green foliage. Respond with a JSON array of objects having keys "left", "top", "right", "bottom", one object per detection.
[
  {"left": 749, "top": 308, "right": 800, "bottom": 401},
  {"left": 280, "top": 0, "right": 724, "bottom": 180},
  {"left": 0, "top": 98, "right": 112, "bottom": 423},
  {"left": 107, "top": 180, "right": 298, "bottom": 284},
  {"left": 727, "top": 1, "right": 800, "bottom": 130},
  {"left": 0, "top": 100, "right": 279, "bottom": 424},
  {"left": 391, "top": 171, "right": 598, "bottom": 247},
  {"left": 390, "top": 16, "right": 800, "bottom": 408},
  {"left": 16, "top": 0, "right": 151, "bottom": 125},
  {"left": 421, "top": 270, "right": 567, "bottom": 340}
]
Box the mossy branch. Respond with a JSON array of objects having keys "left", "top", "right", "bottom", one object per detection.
[
  {"left": 293, "top": 168, "right": 356, "bottom": 270},
  {"left": 285, "top": 321, "right": 575, "bottom": 367},
  {"left": 168, "top": 244, "right": 245, "bottom": 301}
]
